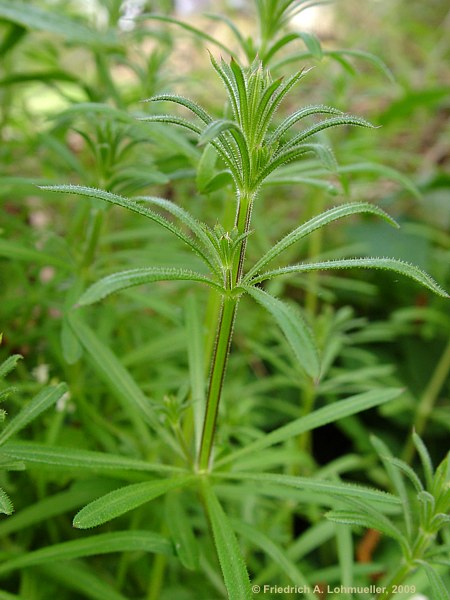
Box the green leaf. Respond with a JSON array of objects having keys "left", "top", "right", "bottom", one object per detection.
[
  {"left": 165, "top": 491, "right": 200, "bottom": 571},
  {"left": 39, "top": 185, "right": 214, "bottom": 270},
  {"left": 327, "top": 49, "right": 395, "bottom": 82},
  {"left": 326, "top": 509, "right": 405, "bottom": 545},
  {"left": 388, "top": 457, "right": 425, "bottom": 493},
  {"left": 138, "top": 114, "right": 203, "bottom": 137},
  {"left": 0, "top": 531, "right": 173, "bottom": 576},
  {"left": 77, "top": 267, "right": 223, "bottom": 307},
  {"left": 0, "top": 238, "right": 73, "bottom": 270},
  {"left": 285, "top": 114, "right": 375, "bottom": 149},
  {"left": 0, "top": 487, "right": 13, "bottom": 515},
  {"left": 0, "top": 354, "right": 22, "bottom": 379},
  {"left": 418, "top": 561, "right": 449, "bottom": 600},
  {"left": 185, "top": 295, "right": 206, "bottom": 453},
  {"left": 202, "top": 171, "right": 234, "bottom": 194},
  {"left": 216, "top": 388, "right": 402, "bottom": 468},
  {"left": 271, "top": 105, "right": 343, "bottom": 142},
  {"left": 245, "top": 202, "right": 398, "bottom": 280},
  {"left": 337, "top": 162, "right": 420, "bottom": 199},
  {"left": 298, "top": 31, "right": 323, "bottom": 59},
  {"left": 0, "top": 70, "right": 80, "bottom": 87},
  {"left": 0, "top": 1, "right": 117, "bottom": 48},
  {"left": 2, "top": 441, "right": 183, "bottom": 474},
  {"left": 143, "top": 93, "right": 212, "bottom": 124},
  {"left": 216, "top": 472, "right": 401, "bottom": 507},
  {"left": 370, "top": 435, "right": 413, "bottom": 539},
  {"left": 52, "top": 102, "right": 134, "bottom": 124},
  {"left": 198, "top": 120, "right": 249, "bottom": 172},
  {"left": 73, "top": 476, "right": 194, "bottom": 529},
  {"left": 0, "top": 480, "right": 117, "bottom": 537},
  {"left": 204, "top": 13, "right": 249, "bottom": 58},
  {"left": 138, "top": 14, "right": 237, "bottom": 59},
  {"left": 335, "top": 523, "right": 354, "bottom": 591},
  {"left": 251, "top": 258, "right": 449, "bottom": 298},
  {"left": 0, "top": 383, "right": 67, "bottom": 446},
  {"left": 136, "top": 196, "right": 222, "bottom": 269},
  {"left": 230, "top": 519, "right": 314, "bottom": 597},
  {"left": 38, "top": 562, "right": 129, "bottom": 600},
  {"left": 412, "top": 433, "right": 434, "bottom": 490},
  {"left": 201, "top": 480, "right": 252, "bottom": 600},
  {"left": 244, "top": 286, "right": 320, "bottom": 380},
  {"left": 0, "top": 22, "right": 26, "bottom": 57},
  {"left": 197, "top": 144, "right": 219, "bottom": 192},
  {"left": 66, "top": 312, "right": 171, "bottom": 450}
]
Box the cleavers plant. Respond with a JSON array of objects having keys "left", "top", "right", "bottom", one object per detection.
[{"left": 33, "top": 52, "right": 449, "bottom": 598}]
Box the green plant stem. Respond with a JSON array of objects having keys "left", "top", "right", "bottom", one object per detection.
[
  {"left": 197, "top": 191, "right": 255, "bottom": 471},
  {"left": 402, "top": 338, "right": 450, "bottom": 464},
  {"left": 197, "top": 297, "right": 237, "bottom": 471}
]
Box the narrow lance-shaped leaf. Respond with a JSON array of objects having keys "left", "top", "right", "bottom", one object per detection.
[
  {"left": 137, "top": 113, "right": 202, "bottom": 136},
  {"left": 0, "top": 531, "right": 173, "bottom": 576},
  {"left": 165, "top": 491, "right": 200, "bottom": 571},
  {"left": 282, "top": 114, "right": 375, "bottom": 150},
  {"left": 216, "top": 472, "right": 401, "bottom": 506},
  {"left": 39, "top": 185, "right": 215, "bottom": 271},
  {"left": 0, "top": 487, "right": 13, "bottom": 515},
  {"left": 142, "top": 94, "right": 213, "bottom": 124},
  {"left": 336, "top": 162, "right": 420, "bottom": 198},
  {"left": 216, "top": 388, "right": 402, "bottom": 468},
  {"left": 0, "top": 0, "right": 117, "bottom": 47},
  {"left": 0, "top": 480, "right": 119, "bottom": 537},
  {"left": 199, "top": 121, "right": 249, "bottom": 164},
  {"left": 0, "top": 354, "right": 22, "bottom": 379},
  {"left": 137, "top": 14, "right": 237, "bottom": 59},
  {"left": 326, "top": 509, "right": 406, "bottom": 546},
  {"left": 185, "top": 295, "right": 206, "bottom": 453},
  {"left": 66, "top": 312, "right": 176, "bottom": 453},
  {"left": 327, "top": 49, "right": 395, "bottom": 82},
  {"left": 136, "top": 196, "right": 222, "bottom": 270},
  {"left": 201, "top": 479, "right": 252, "bottom": 600},
  {"left": 77, "top": 267, "right": 224, "bottom": 307},
  {"left": 371, "top": 435, "right": 413, "bottom": 539},
  {"left": 230, "top": 518, "right": 315, "bottom": 597},
  {"left": 412, "top": 432, "right": 434, "bottom": 490},
  {"left": 244, "top": 286, "right": 320, "bottom": 380},
  {"left": 73, "top": 476, "right": 194, "bottom": 529},
  {"left": 39, "top": 562, "right": 129, "bottom": 600},
  {"left": 0, "top": 238, "right": 73, "bottom": 270},
  {"left": 258, "top": 68, "right": 313, "bottom": 140},
  {"left": 2, "top": 441, "right": 185, "bottom": 474},
  {"left": 297, "top": 31, "right": 323, "bottom": 59},
  {"left": 0, "top": 383, "right": 67, "bottom": 446},
  {"left": 388, "top": 457, "right": 425, "bottom": 493},
  {"left": 418, "top": 561, "right": 450, "bottom": 600},
  {"left": 250, "top": 258, "right": 449, "bottom": 298},
  {"left": 270, "top": 105, "right": 344, "bottom": 142},
  {"left": 229, "top": 57, "right": 249, "bottom": 130}
]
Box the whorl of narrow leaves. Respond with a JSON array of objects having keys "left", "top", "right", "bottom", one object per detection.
[{"left": 144, "top": 55, "right": 374, "bottom": 195}]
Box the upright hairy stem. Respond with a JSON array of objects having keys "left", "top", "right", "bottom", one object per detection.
[{"left": 197, "top": 192, "right": 255, "bottom": 472}]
